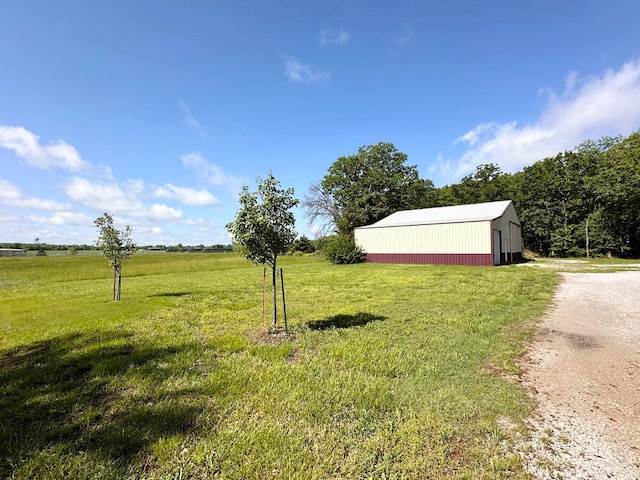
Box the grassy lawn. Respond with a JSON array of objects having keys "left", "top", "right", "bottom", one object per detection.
[{"left": 0, "top": 253, "right": 557, "bottom": 479}]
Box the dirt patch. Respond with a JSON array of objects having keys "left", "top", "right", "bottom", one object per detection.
[
  {"left": 518, "top": 271, "right": 640, "bottom": 479},
  {"left": 246, "top": 327, "right": 295, "bottom": 345}
]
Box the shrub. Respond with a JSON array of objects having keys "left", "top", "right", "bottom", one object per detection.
[
  {"left": 322, "top": 235, "right": 366, "bottom": 264},
  {"left": 290, "top": 235, "right": 316, "bottom": 254}
]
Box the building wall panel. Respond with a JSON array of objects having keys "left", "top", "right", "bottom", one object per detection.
[{"left": 355, "top": 221, "right": 492, "bottom": 255}]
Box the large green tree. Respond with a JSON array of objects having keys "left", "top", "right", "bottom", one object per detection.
[
  {"left": 511, "top": 134, "right": 640, "bottom": 257},
  {"left": 94, "top": 213, "right": 136, "bottom": 301},
  {"left": 226, "top": 172, "right": 299, "bottom": 328},
  {"left": 573, "top": 137, "right": 619, "bottom": 257},
  {"left": 595, "top": 132, "right": 640, "bottom": 256},
  {"left": 511, "top": 151, "right": 597, "bottom": 256},
  {"left": 317, "top": 142, "right": 436, "bottom": 234}
]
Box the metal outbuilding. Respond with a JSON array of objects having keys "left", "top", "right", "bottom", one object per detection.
[{"left": 354, "top": 200, "right": 523, "bottom": 266}]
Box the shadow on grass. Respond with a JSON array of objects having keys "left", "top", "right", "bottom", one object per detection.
[
  {"left": 307, "top": 312, "right": 386, "bottom": 330},
  {"left": 0, "top": 331, "right": 209, "bottom": 478},
  {"left": 149, "top": 291, "right": 193, "bottom": 297}
]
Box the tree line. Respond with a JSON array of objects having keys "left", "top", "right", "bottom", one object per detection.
[
  {"left": 0, "top": 243, "right": 234, "bottom": 253},
  {"left": 0, "top": 243, "right": 96, "bottom": 252},
  {"left": 304, "top": 131, "right": 640, "bottom": 258}
]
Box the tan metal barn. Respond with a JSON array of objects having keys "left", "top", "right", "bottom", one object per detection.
[{"left": 354, "top": 200, "right": 523, "bottom": 266}]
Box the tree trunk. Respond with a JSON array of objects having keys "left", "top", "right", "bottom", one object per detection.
[
  {"left": 116, "top": 265, "right": 122, "bottom": 301},
  {"left": 585, "top": 217, "right": 590, "bottom": 258},
  {"left": 262, "top": 267, "right": 266, "bottom": 329},
  {"left": 112, "top": 266, "right": 117, "bottom": 301}
]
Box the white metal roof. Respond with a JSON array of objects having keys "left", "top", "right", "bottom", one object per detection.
[{"left": 357, "top": 200, "right": 513, "bottom": 229}]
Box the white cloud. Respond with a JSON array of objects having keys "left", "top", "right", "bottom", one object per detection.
[
  {"left": 65, "top": 177, "right": 183, "bottom": 220},
  {"left": 542, "top": 60, "right": 640, "bottom": 138},
  {"left": 181, "top": 152, "right": 245, "bottom": 194},
  {"left": 320, "top": 28, "right": 349, "bottom": 46},
  {"left": 451, "top": 122, "right": 555, "bottom": 178},
  {"left": 147, "top": 204, "right": 184, "bottom": 221},
  {"left": 0, "top": 179, "right": 70, "bottom": 210},
  {"left": 152, "top": 184, "right": 220, "bottom": 206},
  {"left": 178, "top": 100, "right": 204, "bottom": 136},
  {"left": 441, "top": 59, "right": 640, "bottom": 180},
  {"left": 284, "top": 57, "right": 329, "bottom": 84},
  {"left": 0, "top": 126, "right": 89, "bottom": 171},
  {"left": 26, "top": 212, "right": 92, "bottom": 226},
  {"left": 66, "top": 177, "right": 137, "bottom": 212}
]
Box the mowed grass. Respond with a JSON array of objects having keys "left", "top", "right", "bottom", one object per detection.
[{"left": 0, "top": 253, "right": 557, "bottom": 479}]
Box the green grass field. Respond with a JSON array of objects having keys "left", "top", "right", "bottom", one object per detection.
[{"left": 0, "top": 253, "right": 558, "bottom": 479}]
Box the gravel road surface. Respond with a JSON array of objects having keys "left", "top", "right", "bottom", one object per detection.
[{"left": 519, "top": 270, "right": 640, "bottom": 479}]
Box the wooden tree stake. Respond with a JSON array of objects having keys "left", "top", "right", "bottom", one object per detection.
[
  {"left": 280, "top": 268, "right": 288, "bottom": 334},
  {"left": 262, "top": 267, "right": 266, "bottom": 329}
]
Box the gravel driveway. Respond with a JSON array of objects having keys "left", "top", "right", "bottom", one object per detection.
[{"left": 518, "top": 270, "right": 640, "bottom": 479}]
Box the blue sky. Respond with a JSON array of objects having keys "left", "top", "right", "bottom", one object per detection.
[{"left": 2, "top": 1, "right": 640, "bottom": 246}]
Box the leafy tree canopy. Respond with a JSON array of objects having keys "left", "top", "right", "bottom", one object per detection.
[
  {"left": 437, "top": 163, "right": 514, "bottom": 206},
  {"left": 226, "top": 172, "right": 299, "bottom": 267},
  {"left": 320, "top": 142, "right": 436, "bottom": 234}
]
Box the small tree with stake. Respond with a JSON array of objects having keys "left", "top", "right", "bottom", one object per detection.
[
  {"left": 94, "top": 212, "right": 136, "bottom": 301},
  {"left": 226, "top": 172, "right": 298, "bottom": 331}
]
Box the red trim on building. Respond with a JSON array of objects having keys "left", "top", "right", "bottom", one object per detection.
[{"left": 365, "top": 253, "right": 495, "bottom": 266}]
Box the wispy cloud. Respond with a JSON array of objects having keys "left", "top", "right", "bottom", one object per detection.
[
  {"left": 178, "top": 100, "right": 204, "bottom": 136},
  {"left": 181, "top": 152, "right": 245, "bottom": 194},
  {"left": 395, "top": 22, "right": 414, "bottom": 47},
  {"left": 0, "top": 125, "right": 89, "bottom": 172},
  {"left": 284, "top": 57, "right": 329, "bottom": 83},
  {"left": 152, "top": 184, "right": 220, "bottom": 206},
  {"left": 434, "top": 59, "right": 640, "bottom": 182},
  {"left": 0, "top": 179, "right": 70, "bottom": 210},
  {"left": 387, "top": 22, "right": 415, "bottom": 59},
  {"left": 319, "top": 28, "right": 349, "bottom": 47}
]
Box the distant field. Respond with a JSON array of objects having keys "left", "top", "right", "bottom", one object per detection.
[{"left": 0, "top": 253, "right": 557, "bottom": 479}]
